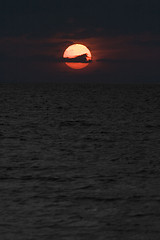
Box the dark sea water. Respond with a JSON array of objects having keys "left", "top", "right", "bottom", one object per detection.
[{"left": 0, "top": 83, "right": 160, "bottom": 240}]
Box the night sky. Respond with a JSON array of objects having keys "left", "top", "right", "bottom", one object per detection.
[{"left": 1, "top": 0, "right": 160, "bottom": 82}]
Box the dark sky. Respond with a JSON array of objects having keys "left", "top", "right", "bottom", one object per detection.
[{"left": 1, "top": 0, "right": 160, "bottom": 82}]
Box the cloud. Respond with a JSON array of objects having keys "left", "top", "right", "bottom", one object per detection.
[
  {"left": 63, "top": 54, "right": 92, "bottom": 63},
  {"left": 131, "top": 38, "right": 160, "bottom": 47},
  {"left": 96, "top": 58, "right": 142, "bottom": 63},
  {"left": 0, "top": 54, "right": 61, "bottom": 63},
  {"left": 1, "top": 0, "right": 160, "bottom": 39},
  {"left": 0, "top": 36, "right": 75, "bottom": 63}
]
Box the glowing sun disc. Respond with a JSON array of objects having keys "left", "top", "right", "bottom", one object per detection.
[
  {"left": 65, "top": 62, "right": 89, "bottom": 70},
  {"left": 63, "top": 44, "right": 92, "bottom": 69}
]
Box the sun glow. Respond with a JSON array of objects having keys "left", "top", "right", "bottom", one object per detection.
[{"left": 63, "top": 44, "right": 92, "bottom": 69}]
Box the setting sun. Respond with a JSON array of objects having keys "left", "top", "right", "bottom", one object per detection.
[{"left": 63, "top": 44, "right": 92, "bottom": 69}]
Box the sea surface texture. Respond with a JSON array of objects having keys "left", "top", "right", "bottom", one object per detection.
[{"left": 0, "top": 84, "right": 160, "bottom": 240}]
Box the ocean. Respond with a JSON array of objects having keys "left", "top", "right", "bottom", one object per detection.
[{"left": 0, "top": 83, "right": 160, "bottom": 239}]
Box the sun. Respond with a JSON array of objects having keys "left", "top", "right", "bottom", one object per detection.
[{"left": 63, "top": 44, "right": 92, "bottom": 69}]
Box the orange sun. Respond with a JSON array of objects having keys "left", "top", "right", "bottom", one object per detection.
[{"left": 63, "top": 44, "right": 92, "bottom": 69}]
